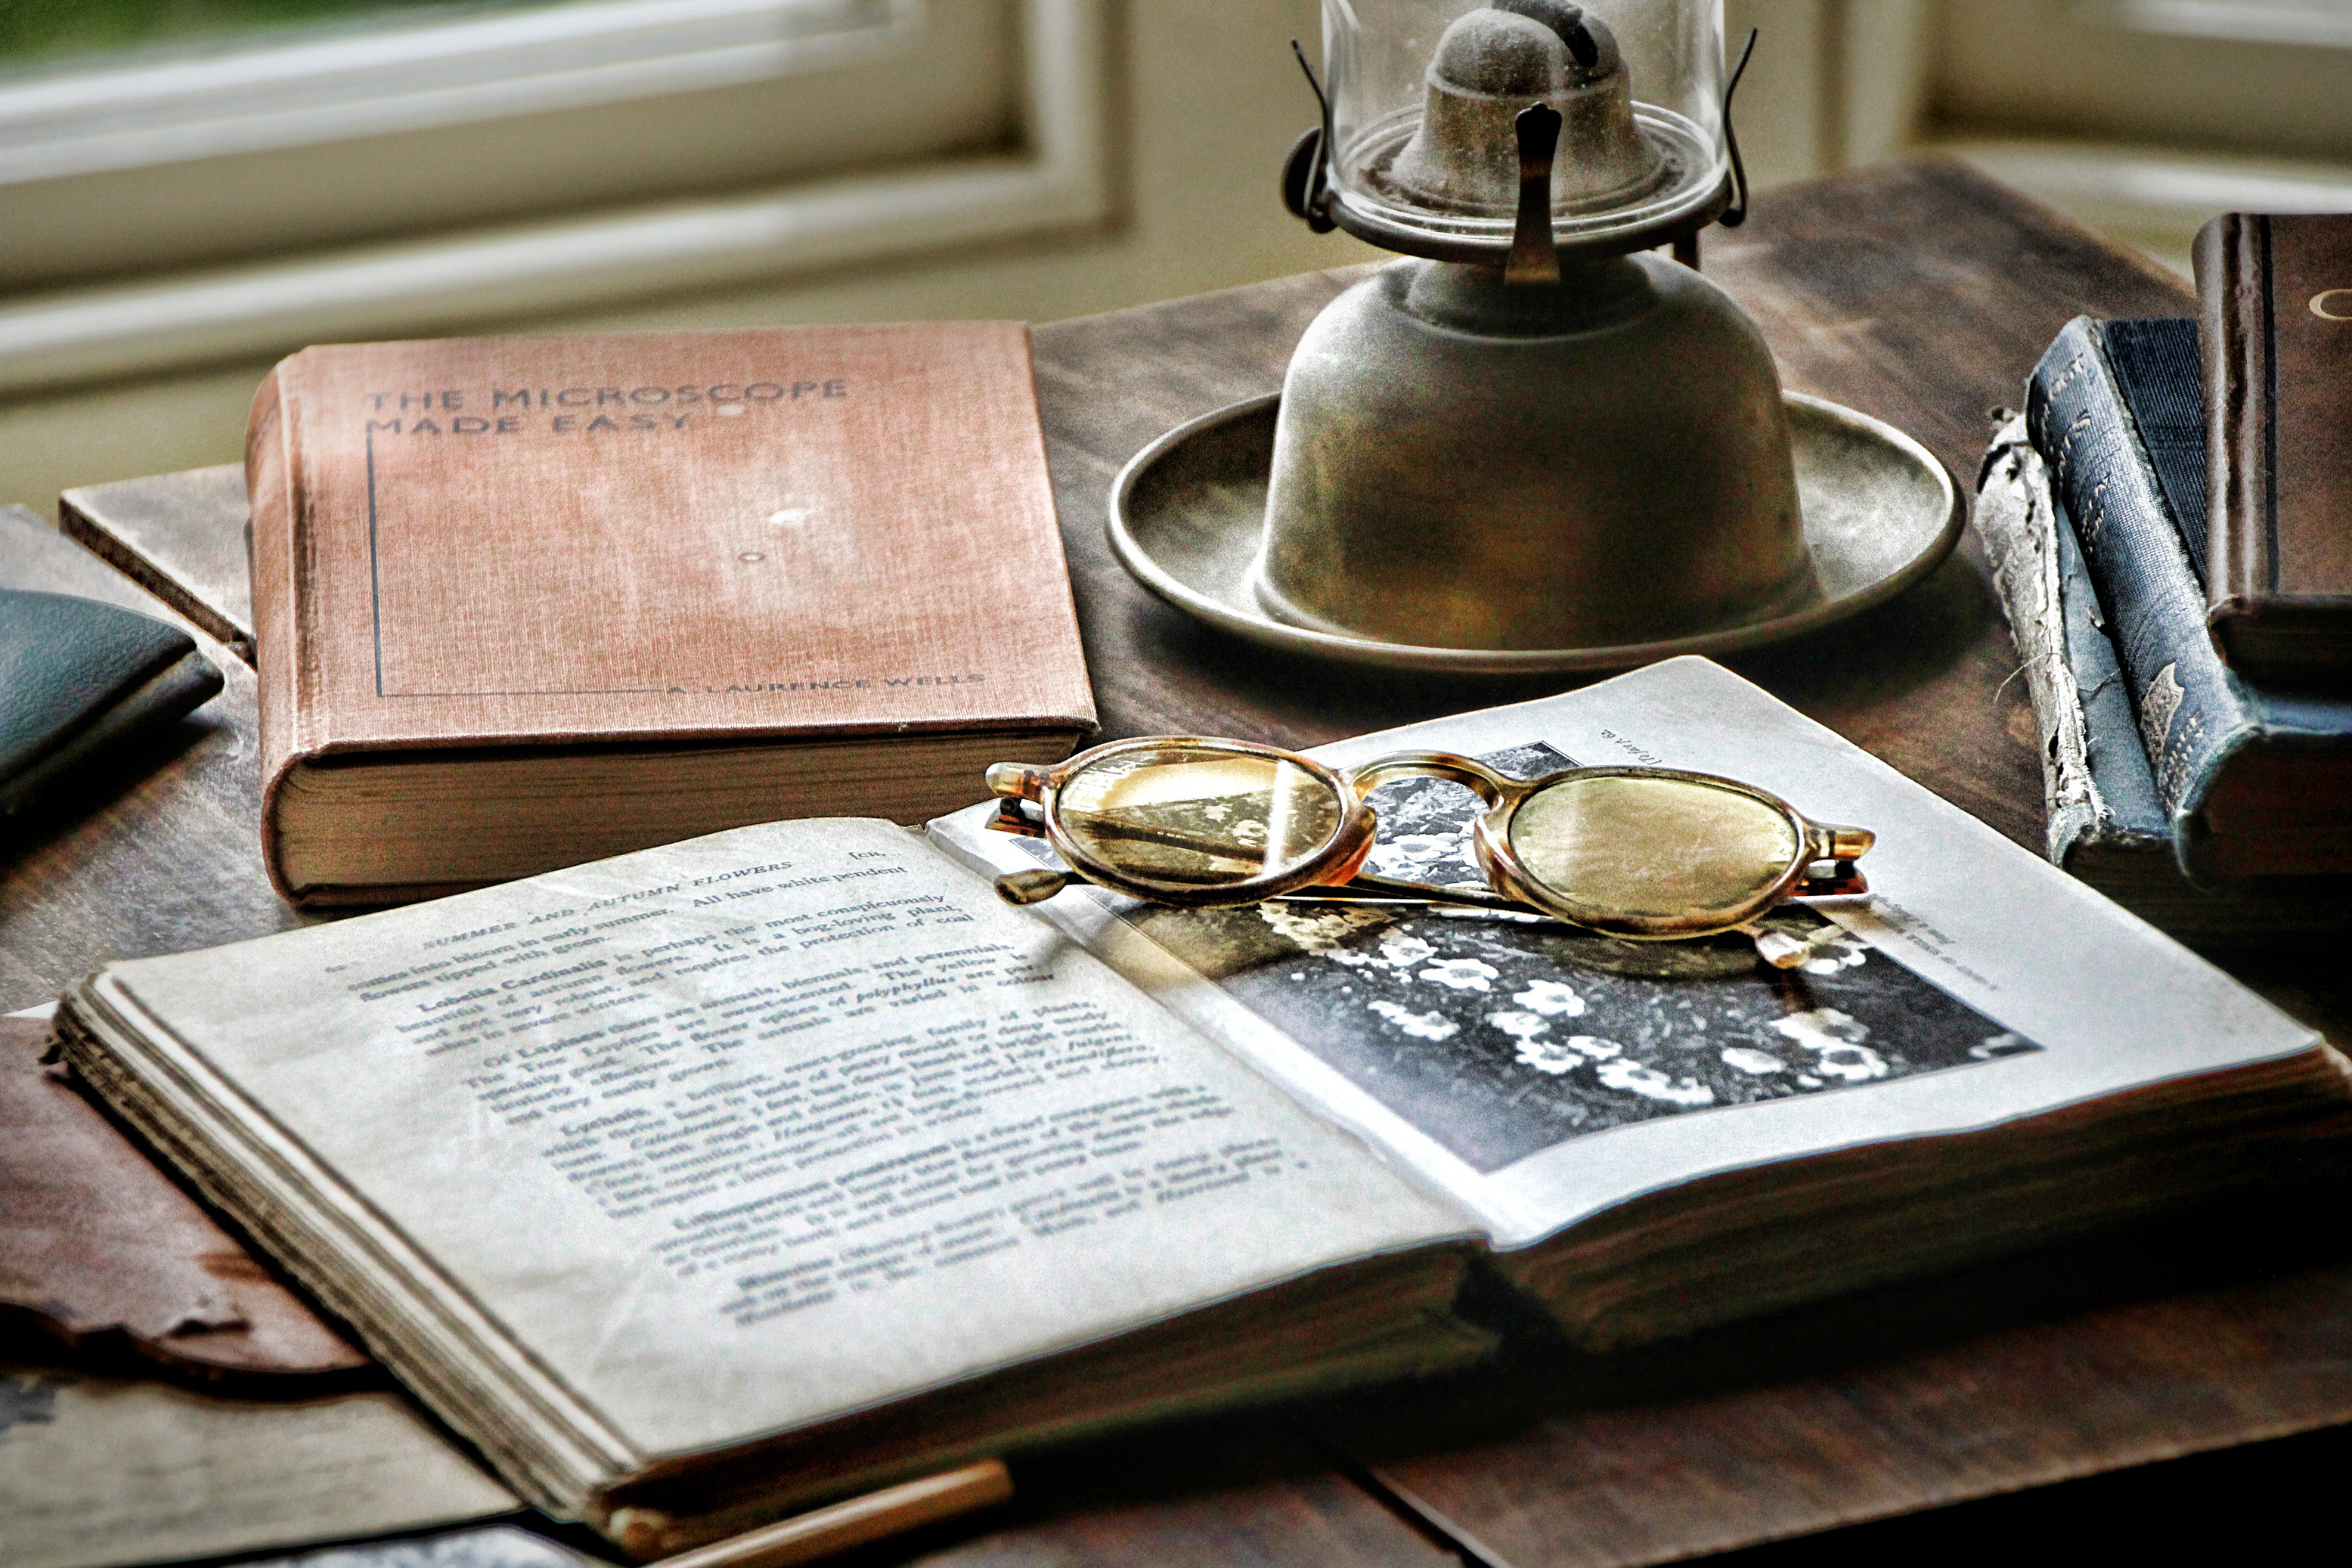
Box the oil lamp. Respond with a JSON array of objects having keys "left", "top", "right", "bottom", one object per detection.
[
  {"left": 1264, "top": 0, "right": 1799, "bottom": 651},
  {"left": 1104, "top": 1, "right": 1962, "bottom": 672}
]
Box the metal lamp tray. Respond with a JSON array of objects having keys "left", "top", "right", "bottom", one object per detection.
[{"left": 1107, "top": 391, "right": 1965, "bottom": 674}]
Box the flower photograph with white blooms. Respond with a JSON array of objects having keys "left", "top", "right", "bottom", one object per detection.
[{"left": 1118, "top": 745, "right": 2042, "bottom": 1173}]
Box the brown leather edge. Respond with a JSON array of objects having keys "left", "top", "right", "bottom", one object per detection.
[
  {"left": 2196, "top": 212, "right": 2272, "bottom": 621},
  {"left": 2196, "top": 213, "right": 2235, "bottom": 617},
  {"left": 2235, "top": 214, "right": 2274, "bottom": 606},
  {"left": 292, "top": 716, "right": 1102, "bottom": 761},
  {"left": 249, "top": 353, "right": 307, "bottom": 906}
]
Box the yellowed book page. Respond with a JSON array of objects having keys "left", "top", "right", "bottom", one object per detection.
[
  {"left": 99, "top": 820, "right": 1468, "bottom": 1464},
  {"left": 928, "top": 656, "right": 2326, "bottom": 1250}
]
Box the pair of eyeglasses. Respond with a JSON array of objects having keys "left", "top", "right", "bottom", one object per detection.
[{"left": 981, "top": 738, "right": 1873, "bottom": 968}]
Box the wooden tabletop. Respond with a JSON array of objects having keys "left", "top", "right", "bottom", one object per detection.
[{"left": 5, "top": 159, "right": 2350, "bottom": 1567}]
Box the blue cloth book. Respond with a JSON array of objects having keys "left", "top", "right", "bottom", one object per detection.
[
  {"left": 2023, "top": 316, "right": 2352, "bottom": 886},
  {"left": 1979, "top": 414, "right": 2341, "bottom": 940}
]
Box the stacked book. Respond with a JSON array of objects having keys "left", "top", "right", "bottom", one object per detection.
[{"left": 1976, "top": 213, "right": 2352, "bottom": 941}]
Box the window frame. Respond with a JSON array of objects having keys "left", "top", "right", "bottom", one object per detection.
[
  {"left": 0, "top": 0, "right": 1107, "bottom": 394},
  {"left": 2093, "top": 0, "right": 2352, "bottom": 50},
  {"left": 0, "top": 0, "right": 916, "bottom": 185}
]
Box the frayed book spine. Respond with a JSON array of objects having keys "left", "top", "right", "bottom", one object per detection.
[
  {"left": 1978, "top": 416, "right": 2168, "bottom": 869},
  {"left": 1979, "top": 414, "right": 2346, "bottom": 941}
]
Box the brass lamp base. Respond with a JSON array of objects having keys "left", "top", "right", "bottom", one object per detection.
[
  {"left": 1105, "top": 391, "right": 1963, "bottom": 675},
  {"left": 1257, "top": 255, "right": 1810, "bottom": 651}
]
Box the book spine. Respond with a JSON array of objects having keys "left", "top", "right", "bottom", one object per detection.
[
  {"left": 1976, "top": 416, "right": 2173, "bottom": 865},
  {"left": 2050, "top": 496, "right": 2179, "bottom": 862},
  {"left": 2195, "top": 214, "right": 2274, "bottom": 649},
  {"left": 2025, "top": 318, "right": 2258, "bottom": 879},
  {"left": 1977, "top": 415, "right": 2112, "bottom": 863},
  {"left": 1979, "top": 416, "right": 2352, "bottom": 937},
  {"left": 2196, "top": 212, "right": 2352, "bottom": 678},
  {"left": 244, "top": 355, "right": 309, "bottom": 900}
]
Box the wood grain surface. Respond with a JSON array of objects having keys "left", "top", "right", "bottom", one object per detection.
[
  {"left": 1316, "top": 1201, "right": 2352, "bottom": 1568},
  {"left": 874, "top": 1421, "right": 1461, "bottom": 1568},
  {"left": 5, "top": 159, "right": 2350, "bottom": 1568},
  {"left": 59, "top": 464, "right": 255, "bottom": 660}
]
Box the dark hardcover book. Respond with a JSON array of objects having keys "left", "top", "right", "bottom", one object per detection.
[
  {"left": 2195, "top": 213, "right": 2352, "bottom": 679},
  {"left": 2026, "top": 316, "right": 2352, "bottom": 882},
  {"left": 0, "top": 524, "right": 224, "bottom": 821},
  {"left": 1977, "top": 415, "right": 2344, "bottom": 939}
]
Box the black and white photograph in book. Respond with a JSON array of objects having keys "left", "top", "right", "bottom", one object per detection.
[{"left": 1110, "top": 744, "right": 2044, "bottom": 1174}]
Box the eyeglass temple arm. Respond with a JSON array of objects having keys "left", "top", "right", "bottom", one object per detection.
[
  {"left": 984, "top": 763, "right": 1052, "bottom": 839},
  {"left": 983, "top": 764, "right": 1068, "bottom": 903},
  {"left": 1796, "top": 822, "right": 1874, "bottom": 897}
]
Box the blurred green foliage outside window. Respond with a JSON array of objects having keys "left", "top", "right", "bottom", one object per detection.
[{"left": 0, "top": 0, "right": 569, "bottom": 71}]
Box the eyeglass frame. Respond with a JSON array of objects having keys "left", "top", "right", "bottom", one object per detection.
[{"left": 983, "top": 736, "right": 1873, "bottom": 942}]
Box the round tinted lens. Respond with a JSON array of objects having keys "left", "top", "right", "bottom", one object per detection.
[
  {"left": 1508, "top": 776, "right": 1800, "bottom": 925},
  {"left": 1057, "top": 748, "right": 1345, "bottom": 888}
]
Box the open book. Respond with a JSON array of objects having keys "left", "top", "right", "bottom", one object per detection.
[{"left": 54, "top": 658, "right": 2350, "bottom": 1557}]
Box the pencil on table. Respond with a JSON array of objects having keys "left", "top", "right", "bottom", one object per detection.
[{"left": 616, "top": 1459, "right": 1014, "bottom": 1568}]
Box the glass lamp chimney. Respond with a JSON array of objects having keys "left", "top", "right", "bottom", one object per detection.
[
  {"left": 1315, "top": 0, "right": 1729, "bottom": 261},
  {"left": 1381, "top": 5, "right": 1665, "bottom": 216}
]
